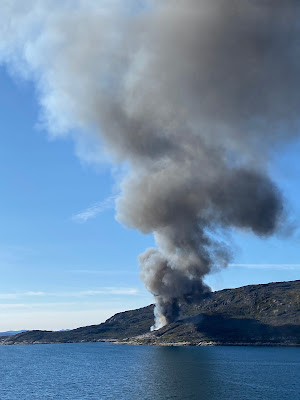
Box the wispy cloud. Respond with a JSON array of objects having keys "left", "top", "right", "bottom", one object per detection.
[
  {"left": 0, "top": 288, "right": 139, "bottom": 300},
  {"left": 229, "top": 263, "right": 300, "bottom": 271},
  {"left": 24, "top": 291, "right": 45, "bottom": 296},
  {"left": 0, "top": 291, "right": 45, "bottom": 300},
  {"left": 72, "top": 195, "right": 117, "bottom": 223},
  {"left": 53, "top": 288, "right": 139, "bottom": 297}
]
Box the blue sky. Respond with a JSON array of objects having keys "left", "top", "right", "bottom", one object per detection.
[{"left": 0, "top": 64, "right": 300, "bottom": 331}]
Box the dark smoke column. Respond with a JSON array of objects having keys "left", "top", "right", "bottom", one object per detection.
[
  {"left": 1, "top": 1, "right": 300, "bottom": 329},
  {"left": 116, "top": 1, "right": 299, "bottom": 329},
  {"left": 119, "top": 164, "right": 283, "bottom": 329}
]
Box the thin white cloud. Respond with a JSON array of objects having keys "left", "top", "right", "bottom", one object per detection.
[
  {"left": 229, "top": 263, "right": 300, "bottom": 271},
  {"left": 72, "top": 195, "right": 117, "bottom": 223},
  {"left": 24, "top": 291, "right": 45, "bottom": 296},
  {"left": 0, "top": 302, "right": 105, "bottom": 311},
  {"left": 0, "top": 291, "right": 45, "bottom": 300},
  {"left": 52, "top": 288, "right": 139, "bottom": 297},
  {"left": 0, "top": 288, "right": 139, "bottom": 300},
  {"left": 106, "top": 288, "right": 139, "bottom": 295}
]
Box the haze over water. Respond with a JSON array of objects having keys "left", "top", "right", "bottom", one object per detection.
[{"left": 0, "top": 343, "right": 299, "bottom": 399}]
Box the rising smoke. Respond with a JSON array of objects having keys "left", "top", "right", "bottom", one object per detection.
[{"left": 1, "top": 0, "right": 300, "bottom": 328}]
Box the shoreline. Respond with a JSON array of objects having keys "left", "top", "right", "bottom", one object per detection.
[
  {"left": 0, "top": 338, "right": 299, "bottom": 347},
  {"left": 111, "top": 339, "right": 300, "bottom": 347}
]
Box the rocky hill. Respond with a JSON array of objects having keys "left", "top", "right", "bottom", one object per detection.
[
  {"left": 148, "top": 280, "right": 300, "bottom": 346},
  {"left": 1, "top": 280, "right": 299, "bottom": 346}
]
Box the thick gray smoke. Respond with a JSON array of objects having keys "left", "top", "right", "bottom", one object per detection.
[{"left": 1, "top": 0, "right": 300, "bottom": 328}]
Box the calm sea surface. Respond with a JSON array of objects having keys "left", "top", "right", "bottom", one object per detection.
[{"left": 0, "top": 343, "right": 299, "bottom": 399}]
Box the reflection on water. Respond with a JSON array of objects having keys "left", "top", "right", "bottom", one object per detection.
[
  {"left": 145, "top": 347, "right": 214, "bottom": 400},
  {"left": 0, "top": 343, "right": 299, "bottom": 400},
  {"left": 135, "top": 345, "right": 300, "bottom": 400}
]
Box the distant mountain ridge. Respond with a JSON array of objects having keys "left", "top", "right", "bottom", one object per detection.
[
  {"left": 1, "top": 280, "right": 299, "bottom": 346},
  {"left": 0, "top": 330, "right": 27, "bottom": 337}
]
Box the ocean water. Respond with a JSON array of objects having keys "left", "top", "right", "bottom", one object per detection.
[{"left": 0, "top": 343, "right": 299, "bottom": 400}]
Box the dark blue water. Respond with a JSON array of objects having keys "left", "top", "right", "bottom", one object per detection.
[{"left": 0, "top": 343, "right": 299, "bottom": 399}]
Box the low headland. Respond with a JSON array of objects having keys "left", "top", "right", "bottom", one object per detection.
[{"left": 1, "top": 280, "right": 299, "bottom": 346}]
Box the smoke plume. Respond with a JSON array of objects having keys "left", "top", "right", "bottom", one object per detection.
[{"left": 1, "top": 0, "right": 300, "bottom": 328}]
